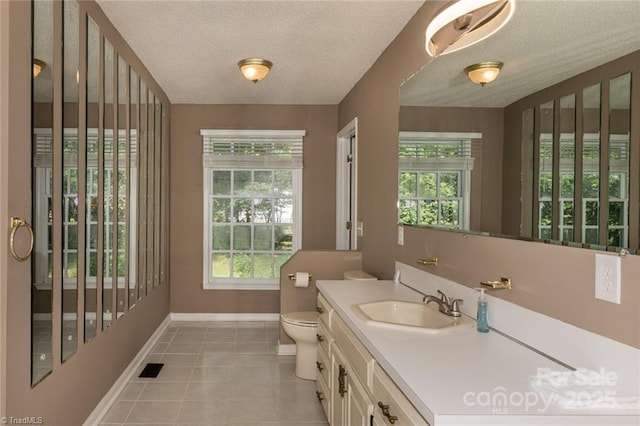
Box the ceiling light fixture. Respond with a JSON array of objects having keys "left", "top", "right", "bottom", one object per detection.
[
  {"left": 464, "top": 61, "right": 503, "bottom": 86},
  {"left": 33, "top": 59, "right": 46, "bottom": 78},
  {"left": 425, "top": 0, "right": 515, "bottom": 57},
  {"left": 237, "top": 58, "right": 273, "bottom": 83}
]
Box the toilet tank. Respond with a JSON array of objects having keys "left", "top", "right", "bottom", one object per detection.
[{"left": 343, "top": 270, "right": 377, "bottom": 281}]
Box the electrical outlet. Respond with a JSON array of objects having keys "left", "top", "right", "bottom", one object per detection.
[
  {"left": 595, "top": 254, "right": 621, "bottom": 304},
  {"left": 398, "top": 225, "right": 404, "bottom": 246}
]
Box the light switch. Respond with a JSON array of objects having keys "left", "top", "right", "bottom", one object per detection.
[
  {"left": 595, "top": 254, "right": 621, "bottom": 304},
  {"left": 356, "top": 221, "right": 364, "bottom": 237},
  {"left": 397, "top": 225, "right": 404, "bottom": 246}
]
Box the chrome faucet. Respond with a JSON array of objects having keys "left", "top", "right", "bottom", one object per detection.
[{"left": 423, "top": 290, "right": 463, "bottom": 317}]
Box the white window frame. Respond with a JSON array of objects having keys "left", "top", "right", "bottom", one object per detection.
[
  {"left": 398, "top": 131, "right": 480, "bottom": 230},
  {"left": 201, "top": 129, "right": 305, "bottom": 290}
]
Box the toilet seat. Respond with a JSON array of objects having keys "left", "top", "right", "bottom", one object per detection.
[{"left": 281, "top": 311, "right": 318, "bottom": 327}]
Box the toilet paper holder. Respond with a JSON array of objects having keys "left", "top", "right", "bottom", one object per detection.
[{"left": 288, "top": 273, "right": 313, "bottom": 281}]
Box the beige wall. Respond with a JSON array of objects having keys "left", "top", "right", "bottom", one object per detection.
[
  {"left": 1, "top": 1, "right": 171, "bottom": 423},
  {"left": 399, "top": 106, "right": 504, "bottom": 233},
  {"left": 339, "top": 1, "right": 640, "bottom": 349},
  {"left": 169, "top": 104, "right": 338, "bottom": 313}
]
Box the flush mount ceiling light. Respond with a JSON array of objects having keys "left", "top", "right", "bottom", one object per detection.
[
  {"left": 464, "top": 61, "right": 503, "bottom": 86},
  {"left": 33, "top": 59, "right": 46, "bottom": 78},
  {"left": 237, "top": 58, "right": 273, "bottom": 83},
  {"left": 425, "top": 0, "right": 515, "bottom": 57}
]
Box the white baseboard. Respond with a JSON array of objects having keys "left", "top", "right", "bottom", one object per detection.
[
  {"left": 83, "top": 314, "right": 171, "bottom": 426},
  {"left": 170, "top": 313, "right": 280, "bottom": 322},
  {"left": 277, "top": 342, "right": 296, "bottom": 356}
]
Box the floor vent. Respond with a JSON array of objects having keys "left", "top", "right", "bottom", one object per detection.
[{"left": 138, "top": 363, "right": 164, "bottom": 378}]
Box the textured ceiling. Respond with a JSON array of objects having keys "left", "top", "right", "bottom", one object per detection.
[
  {"left": 400, "top": 1, "right": 640, "bottom": 108},
  {"left": 96, "top": 0, "right": 424, "bottom": 105}
]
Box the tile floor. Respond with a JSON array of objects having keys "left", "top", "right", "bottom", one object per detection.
[{"left": 100, "top": 321, "right": 328, "bottom": 426}]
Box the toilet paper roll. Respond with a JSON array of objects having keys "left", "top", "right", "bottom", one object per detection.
[{"left": 294, "top": 272, "right": 310, "bottom": 288}]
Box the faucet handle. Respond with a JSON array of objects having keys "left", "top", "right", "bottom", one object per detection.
[
  {"left": 437, "top": 290, "right": 449, "bottom": 304},
  {"left": 450, "top": 298, "right": 463, "bottom": 316}
]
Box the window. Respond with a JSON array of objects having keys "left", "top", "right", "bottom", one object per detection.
[
  {"left": 201, "top": 129, "right": 305, "bottom": 290},
  {"left": 537, "top": 133, "right": 628, "bottom": 245},
  {"left": 398, "top": 132, "right": 480, "bottom": 230},
  {"left": 33, "top": 128, "right": 136, "bottom": 290}
]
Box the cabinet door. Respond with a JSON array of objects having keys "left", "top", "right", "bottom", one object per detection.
[
  {"left": 347, "top": 367, "right": 374, "bottom": 426},
  {"left": 331, "top": 345, "right": 348, "bottom": 426}
]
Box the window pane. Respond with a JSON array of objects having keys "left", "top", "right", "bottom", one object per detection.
[
  {"left": 419, "top": 200, "right": 438, "bottom": 225},
  {"left": 274, "top": 199, "right": 293, "bottom": 223},
  {"left": 398, "top": 200, "right": 417, "bottom": 224},
  {"left": 584, "top": 228, "right": 599, "bottom": 244},
  {"left": 274, "top": 225, "right": 293, "bottom": 251},
  {"left": 254, "top": 198, "right": 272, "bottom": 223},
  {"left": 608, "top": 201, "right": 624, "bottom": 226},
  {"left": 275, "top": 254, "right": 289, "bottom": 276},
  {"left": 608, "top": 229, "right": 622, "bottom": 247},
  {"left": 608, "top": 174, "right": 622, "bottom": 198},
  {"left": 233, "top": 225, "right": 251, "bottom": 250},
  {"left": 559, "top": 173, "right": 574, "bottom": 198},
  {"left": 212, "top": 225, "right": 231, "bottom": 250},
  {"left": 417, "top": 173, "right": 436, "bottom": 198},
  {"left": 233, "top": 171, "right": 252, "bottom": 196},
  {"left": 561, "top": 201, "right": 574, "bottom": 226},
  {"left": 254, "top": 171, "right": 272, "bottom": 195},
  {"left": 274, "top": 171, "right": 292, "bottom": 196},
  {"left": 539, "top": 173, "right": 552, "bottom": 198},
  {"left": 232, "top": 253, "right": 252, "bottom": 277},
  {"left": 582, "top": 173, "right": 599, "bottom": 198},
  {"left": 233, "top": 198, "right": 252, "bottom": 223},
  {"left": 253, "top": 253, "right": 272, "bottom": 278},
  {"left": 211, "top": 198, "right": 230, "bottom": 223},
  {"left": 212, "top": 253, "right": 230, "bottom": 278},
  {"left": 212, "top": 171, "right": 231, "bottom": 195},
  {"left": 67, "top": 253, "right": 78, "bottom": 278},
  {"left": 585, "top": 201, "right": 599, "bottom": 226},
  {"left": 68, "top": 224, "right": 77, "bottom": 250},
  {"left": 254, "top": 225, "right": 272, "bottom": 251},
  {"left": 439, "top": 173, "right": 459, "bottom": 197},
  {"left": 539, "top": 201, "right": 552, "bottom": 226},
  {"left": 440, "top": 200, "right": 459, "bottom": 226},
  {"left": 399, "top": 172, "right": 417, "bottom": 197},
  {"left": 562, "top": 229, "right": 574, "bottom": 241}
]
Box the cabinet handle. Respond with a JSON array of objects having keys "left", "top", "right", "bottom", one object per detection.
[
  {"left": 316, "top": 334, "right": 325, "bottom": 342},
  {"left": 316, "top": 390, "right": 324, "bottom": 402},
  {"left": 316, "top": 306, "right": 324, "bottom": 314},
  {"left": 377, "top": 401, "right": 398, "bottom": 424},
  {"left": 316, "top": 361, "right": 324, "bottom": 372},
  {"left": 338, "top": 364, "right": 347, "bottom": 397}
]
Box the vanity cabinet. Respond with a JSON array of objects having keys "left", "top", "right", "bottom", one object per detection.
[{"left": 317, "top": 292, "right": 429, "bottom": 426}]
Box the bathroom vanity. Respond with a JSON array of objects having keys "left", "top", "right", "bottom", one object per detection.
[{"left": 315, "top": 266, "right": 640, "bottom": 425}]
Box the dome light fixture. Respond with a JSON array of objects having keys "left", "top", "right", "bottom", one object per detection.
[
  {"left": 237, "top": 58, "right": 273, "bottom": 83},
  {"left": 425, "top": 0, "right": 515, "bottom": 57},
  {"left": 464, "top": 61, "right": 503, "bottom": 86},
  {"left": 33, "top": 58, "right": 46, "bottom": 78}
]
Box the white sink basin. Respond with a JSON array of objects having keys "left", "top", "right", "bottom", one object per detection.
[{"left": 352, "top": 299, "right": 474, "bottom": 334}]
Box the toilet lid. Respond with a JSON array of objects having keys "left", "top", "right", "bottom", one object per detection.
[{"left": 281, "top": 311, "right": 318, "bottom": 326}]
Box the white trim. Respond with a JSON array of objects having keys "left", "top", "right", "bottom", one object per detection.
[
  {"left": 169, "top": 313, "right": 280, "bottom": 322},
  {"left": 277, "top": 342, "right": 297, "bottom": 356},
  {"left": 203, "top": 282, "right": 279, "bottom": 291},
  {"left": 200, "top": 129, "right": 305, "bottom": 138},
  {"left": 84, "top": 315, "right": 171, "bottom": 426},
  {"left": 336, "top": 117, "right": 358, "bottom": 250}
]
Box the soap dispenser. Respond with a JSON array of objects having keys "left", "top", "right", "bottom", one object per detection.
[{"left": 474, "top": 287, "right": 489, "bottom": 333}]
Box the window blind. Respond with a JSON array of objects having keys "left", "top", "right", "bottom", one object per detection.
[
  {"left": 398, "top": 131, "right": 481, "bottom": 171},
  {"left": 200, "top": 129, "right": 305, "bottom": 169}
]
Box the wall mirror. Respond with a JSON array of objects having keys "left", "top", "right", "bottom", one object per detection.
[
  {"left": 30, "top": 0, "right": 168, "bottom": 387},
  {"left": 399, "top": 1, "right": 640, "bottom": 253}
]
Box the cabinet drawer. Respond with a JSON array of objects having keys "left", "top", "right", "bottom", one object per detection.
[
  {"left": 372, "top": 365, "right": 429, "bottom": 426},
  {"left": 317, "top": 293, "right": 333, "bottom": 329},
  {"left": 316, "top": 342, "right": 331, "bottom": 386},
  {"left": 316, "top": 318, "right": 331, "bottom": 356},
  {"left": 315, "top": 372, "right": 330, "bottom": 419},
  {"left": 333, "top": 313, "right": 374, "bottom": 388}
]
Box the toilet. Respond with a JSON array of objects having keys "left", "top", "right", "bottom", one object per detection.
[
  {"left": 281, "top": 270, "right": 377, "bottom": 381},
  {"left": 280, "top": 311, "right": 318, "bottom": 380}
]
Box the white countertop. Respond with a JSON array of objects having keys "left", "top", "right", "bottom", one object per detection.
[{"left": 317, "top": 280, "right": 640, "bottom": 426}]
